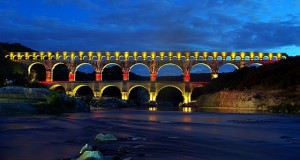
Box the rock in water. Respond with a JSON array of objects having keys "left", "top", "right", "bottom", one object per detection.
[
  {"left": 95, "top": 133, "right": 117, "bottom": 141},
  {"left": 80, "top": 144, "right": 92, "bottom": 154},
  {"left": 77, "top": 151, "right": 105, "bottom": 160}
]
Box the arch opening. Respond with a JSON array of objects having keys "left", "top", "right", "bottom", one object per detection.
[
  {"left": 28, "top": 63, "right": 46, "bottom": 82},
  {"left": 190, "top": 63, "right": 212, "bottom": 82},
  {"left": 50, "top": 85, "right": 66, "bottom": 94},
  {"left": 157, "top": 64, "right": 183, "bottom": 81},
  {"left": 129, "top": 63, "right": 150, "bottom": 81},
  {"left": 74, "top": 85, "right": 94, "bottom": 97},
  {"left": 128, "top": 86, "right": 150, "bottom": 107},
  {"left": 102, "top": 63, "right": 122, "bottom": 81},
  {"left": 218, "top": 63, "right": 238, "bottom": 73},
  {"left": 156, "top": 86, "right": 183, "bottom": 110},
  {"left": 52, "top": 63, "right": 69, "bottom": 81},
  {"left": 75, "top": 63, "right": 95, "bottom": 81},
  {"left": 101, "top": 86, "right": 121, "bottom": 99}
]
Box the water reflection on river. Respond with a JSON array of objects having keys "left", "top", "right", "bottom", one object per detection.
[{"left": 1, "top": 110, "right": 300, "bottom": 160}]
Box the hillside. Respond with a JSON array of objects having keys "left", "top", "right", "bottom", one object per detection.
[
  {"left": 194, "top": 56, "right": 300, "bottom": 113},
  {"left": 0, "top": 42, "right": 36, "bottom": 54},
  {"left": 198, "top": 56, "right": 300, "bottom": 94}
]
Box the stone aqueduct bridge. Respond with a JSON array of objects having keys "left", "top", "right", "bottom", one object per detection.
[{"left": 7, "top": 51, "right": 287, "bottom": 104}]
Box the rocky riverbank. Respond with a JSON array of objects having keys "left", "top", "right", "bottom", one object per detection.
[{"left": 194, "top": 87, "right": 300, "bottom": 113}]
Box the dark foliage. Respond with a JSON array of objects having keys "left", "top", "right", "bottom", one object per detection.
[
  {"left": 75, "top": 70, "right": 96, "bottom": 81},
  {"left": 129, "top": 72, "right": 149, "bottom": 81},
  {"left": 102, "top": 65, "right": 122, "bottom": 81},
  {"left": 35, "top": 92, "right": 77, "bottom": 114},
  {"left": 199, "top": 56, "right": 300, "bottom": 94},
  {"left": 0, "top": 42, "right": 36, "bottom": 86},
  {"left": 156, "top": 75, "right": 183, "bottom": 81}
]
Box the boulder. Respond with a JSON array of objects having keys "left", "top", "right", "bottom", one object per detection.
[
  {"left": 95, "top": 133, "right": 117, "bottom": 141},
  {"left": 77, "top": 151, "right": 105, "bottom": 160}
]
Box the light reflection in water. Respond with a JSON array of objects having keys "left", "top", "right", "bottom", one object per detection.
[
  {"left": 148, "top": 115, "right": 158, "bottom": 121},
  {"left": 182, "top": 116, "right": 192, "bottom": 123}
]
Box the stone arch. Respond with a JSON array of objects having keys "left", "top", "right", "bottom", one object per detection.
[
  {"left": 157, "top": 63, "right": 183, "bottom": 74},
  {"left": 272, "top": 56, "right": 278, "bottom": 60},
  {"left": 156, "top": 85, "right": 184, "bottom": 109},
  {"left": 52, "top": 62, "right": 69, "bottom": 81},
  {"left": 190, "top": 63, "right": 212, "bottom": 82},
  {"left": 216, "top": 56, "right": 222, "bottom": 61},
  {"left": 49, "top": 84, "right": 66, "bottom": 94},
  {"left": 83, "top": 56, "right": 89, "bottom": 61},
  {"left": 157, "top": 85, "right": 183, "bottom": 98},
  {"left": 73, "top": 85, "right": 94, "bottom": 97},
  {"left": 129, "top": 63, "right": 150, "bottom": 80},
  {"left": 101, "top": 63, "right": 122, "bottom": 81},
  {"left": 128, "top": 85, "right": 150, "bottom": 95},
  {"left": 263, "top": 56, "right": 269, "bottom": 60},
  {"left": 225, "top": 56, "right": 232, "bottom": 61},
  {"left": 235, "top": 56, "right": 241, "bottom": 61},
  {"left": 35, "top": 55, "right": 41, "bottom": 60},
  {"left": 28, "top": 62, "right": 46, "bottom": 75},
  {"left": 218, "top": 63, "right": 239, "bottom": 73},
  {"left": 207, "top": 56, "right": 213, "bottom": 60},
  {"left": 75, "top": 63, "right": 96, "bottom": 81},
  {"left": 92, "top": 56, "right": 98, "bottom": 60},
  {"left": 191, "top": 63, "right": 212, "bottom": 71},
  {"left": 128, "top": 85, "right": 150, "bottom": 106},
  {"left": 157, "top": 63, "right": 183, "bottom": 81},
  {"left": 100, "top": 85, "right": 122, "bottom": 98}
]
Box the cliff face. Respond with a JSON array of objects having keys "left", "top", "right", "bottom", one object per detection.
[{"left": 195, "top": 87, "right": 300, "bottom": 113}]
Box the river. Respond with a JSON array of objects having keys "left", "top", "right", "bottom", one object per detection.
[{"left": 1, "top": 110, "right": 300, "bottom": 160}]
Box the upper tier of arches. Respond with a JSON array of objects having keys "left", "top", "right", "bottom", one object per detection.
[{"left": 6, "top": 51, "right": 288, "bottom": 61}]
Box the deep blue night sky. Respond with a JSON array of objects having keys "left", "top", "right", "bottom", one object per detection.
[{"left": 1, "top": 0, "right": 300, "bottom": 56}]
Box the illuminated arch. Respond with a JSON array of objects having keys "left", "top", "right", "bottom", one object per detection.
[
  {"left": 101, "top": 63, "right": 122, "bottom": 74},
  {"left": 28, "top": 62, "right": 46, "bottom": 75},
  {"left": 128, "top": 85, "right": 149, "bottom": 95},
  {"left": 191, "top": 63, "right": 212, "bottom": 72},
  {"left": 92, "top": 56, "right": 98, "bottom": 60},
  {"left": 156, "top": 85, "right": 183, "bottom": 99},
  {"left": 129, "top": 63, "right": 150, "bottom": 73},
  {"left": 51, "top": 62, "right": 69, "bottom": 81},
  {"left": 75, "top": 63, "right": 95, "bottom": 73},
  {"left": 207, "top": 56, "right": 213, "bottom": 60},
  {"left": 263, "top": 56, "right": 269, "bottom": 60},
  {"left": 20, "top": 55, "right": 25, "bottom": 60},
  {"left": 216, "top": 56, "right": 222, "bottom": 61},
  {"left": 225, "top": 56, "right": 231, "bottom": 61},
  {"left": 49, "top": 84, "right": 66, "bottom": 94},
  {"left": 73, "top": 85, "right": 94, "bottom": 97},
  {"left": 157, "top": 63, "right": 183, "bottom": 74},
  {"left": 35, "top": 55, "right": 41, "bottom": 60},
  {"left": 272, "top": 56, "right": 278, "bottom": 60},
  {"left": 100, "top": 85, "right": 122, "bottom": 98},
  {"left": 83, "top": 56, "right": 89, "bottom": 61},
  {"left": 218, "top": 63, "right": 238, "bottom": 73}
]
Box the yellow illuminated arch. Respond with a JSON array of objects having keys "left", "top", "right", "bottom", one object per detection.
[
  {"left": 100, "top": 85, "right": 121, "bottom": 96},
  {"left": 49, "top": 84, "right": 66, "bottom": 91},
  {"left": 157, "top": 63, "right": 183, "bottom": 74},
  {"left": 128, "top": 85, "right": 149, "bottom": 95},
  {"left": 72, "top": 85, "right": 94, "bottom": 97},
  {"left": 129, "top": 63, "right": 150, "bottom": 73},
  {"left": 28, "top": 62, "right": 46, "bottom": 75},
  {"left": 157, "top": 85, "right": 183, "bottom": 94},
  {"left": 191, "top": 63, "right": 212, "bottom": 72},
  {"left": 101, "top": 63, "right": 122, "bottom": 74},
  {"left": 219, "top": 63, "right": 239, "bottom": 71},
  {"left": 75, "top": 63, "right": 95, "bottom": 72}
]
